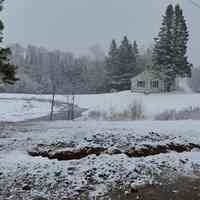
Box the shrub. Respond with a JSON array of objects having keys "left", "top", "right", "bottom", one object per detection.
[
  {"left": 88, "top": 110, "right": 107, "bottom": 120},
  {"left": 155, "top": 107, "right": 200, "bottom": 120},
  {"left": 87, "top": 101, "right": 145, "bottom": 121},
  {"left": 129, "top": 100, "right": 145, "bottom": 120},
  {"left": 108, "top": 100, "right": 145, "bottom": 121}
]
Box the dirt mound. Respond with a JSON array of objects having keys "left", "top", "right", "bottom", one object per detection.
[
  {"left": 28, "top": 143, "right": 200, "bottom": 161},
  {"left": 29, "top": 146, "right": 106, "bottom": 160},
  {"left": 126, "top": 143, "right": 200, "bottom": 157}
]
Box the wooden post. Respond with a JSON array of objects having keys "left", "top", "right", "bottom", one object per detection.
[
  {"left": 71, "top": 94, "right": 75, "bottom": 120},
  {"left": 66, "top": 95, "right": 69, "bottom": 120},
  {"left": 50, "top": 91, "right": 55, "bottom": 121}
]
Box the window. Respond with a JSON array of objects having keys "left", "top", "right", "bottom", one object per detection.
[
  {"left": 137, "top": 81, "right": 145, "bottom": 88},
  {"left": 151, "top": 80, "right": 159, "bottom": 88}
]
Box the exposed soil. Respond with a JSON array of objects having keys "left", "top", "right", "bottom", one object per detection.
[
  {"left": 28, "top": 142, "right": 200, "bottom": 161},
  {"left": 109, "top": 176, "right": 200, "bottom": 200},
  {"left": 28, "top": 146, "right": 107, "bottom": 160},
  {"left": 126, "top": 143, "right": 200, "bottom": 157}
]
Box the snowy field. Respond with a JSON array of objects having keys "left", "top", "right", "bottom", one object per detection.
[
  {"left": 0, "top": 91, "right": 200, "bottom": 121},
  {"left": 0, "top": 97, "right": 61, "bottom": 122},
  {"left": 1, "top": 120, "right": 200, "bottom": 199},
  {"left": 0, "top": 93, "right": 200, "bottom": 199}
]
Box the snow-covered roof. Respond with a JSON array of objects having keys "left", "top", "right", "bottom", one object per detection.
[{"left": 131, "top": 70, "right": 160, "bottom": 81}]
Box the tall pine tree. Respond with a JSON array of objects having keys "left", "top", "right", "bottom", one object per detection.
[
  {"left": 106, "top": 37, "right": 139, "bottom": 91},
  {"left": 133, "top": 40, "right": 139, "bottom": 58},
  {"left": 153, "top": 4, "right": 192, "bottom": 91},
  {"left": 118, "top": 36, "right": 137, "bottom": 90},
  {"left": 152, "top": 4, "right": 175, "bottom": 91},
  {"left": 106, "top": 39, "right": 120, "bottom": 91},
  {"left": 0, "top": 0, "right": 17, "bottom": 84},
  {"left": 173, "top": 4, "right": 192, "bottom": 77}
]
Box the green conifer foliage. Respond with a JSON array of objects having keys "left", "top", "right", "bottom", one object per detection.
[{"left": 0, "top": 0, "right": 18, "bottom": 85}]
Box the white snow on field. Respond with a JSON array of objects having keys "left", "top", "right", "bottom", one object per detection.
[
  {"left": 24, "top": 120, "right": 200, "bottom": 146},
  {"left": 0, "top": 98, "right": 60, "bottom": 122},
  {"left": 1, "top": 120, "right": 200, "bottom": 199},
  {"left": 1, "top": 150, "right": 200, "bottom": 198},
  {"left": 0, "top": 91, "right": 200, "bottom": 121},
  {"left": 75, "top": 91, "right": 200, "bottom": 118},
  {"left": 1, "top": 91, "right": 200, "bottom": 198}
]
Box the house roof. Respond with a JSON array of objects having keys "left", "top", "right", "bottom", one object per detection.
[{"left": 131, "top": 70, "right": 160, "bottom": 81}]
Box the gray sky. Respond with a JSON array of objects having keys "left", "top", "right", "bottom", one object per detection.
[{"left": 1, "top": 0, "right": 200, "bottom": 65}]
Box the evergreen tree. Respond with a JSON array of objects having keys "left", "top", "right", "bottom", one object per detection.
[
  {"left": 118, "top": 36, "right": 137, "bottom": 90},
  {"left": 173, "top": 4, "right": 192, "bottom": 77},
  {"left": 106, "top": 39, "right": 120, "bottom": 91},
  {"left": 133, "top": 40, "right": 142, "bottom": 73},
  {"left": 0, "top": 0, "right": 17, "bottom": 84},
  {"left": 153, "top": 4, "right": 192, "bottom": 91},
  {"left": 133, "top": 40, "right": 139, "bottom": 58},
  {"left": 152, "top": 4, "right": 175, "bottom": 91}
]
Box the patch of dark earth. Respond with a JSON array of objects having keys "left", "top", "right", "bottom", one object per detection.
[
  {"left": 28, "top": 143, "right": 200, "bottom": 161},
  {"left": 108, "top": 176, "right": 200, "bottom": 200},
  {"left": 27, "top": 131, "right": 183, "bottom": 161}
]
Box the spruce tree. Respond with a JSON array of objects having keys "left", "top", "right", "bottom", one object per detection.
[
  {"left": 118, "top": 36, "right": 137, "bottom": 90},
  {"left": 133, "top": 40, "right": 141, "bottom": 72},
  {"left": 133, "top": 40, "right": 139, "bottom": 58},
  {"left": 106, "top": 38, "right": 139, "bottom": 91},
  {"left": 153, "top": 4, "right": 176, "bottom": 91},
  {"left": 0, "top": 0, "right": 17, "bottom": 84},
  {"left": 174, "top": 4, "right": 192, "bottom": 77},
  {"left": 106, "top": 39, "right": 120, "bottom": 91},
  {"left": 153, "top": 4, "right": 192, "bottom": 91}
]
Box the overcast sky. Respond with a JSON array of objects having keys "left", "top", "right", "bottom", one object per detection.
[{"left": 1, "top": 0, "right": 200, "bottom": 65}]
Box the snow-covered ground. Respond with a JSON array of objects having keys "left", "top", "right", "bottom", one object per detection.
[
  {"left": 75, "top": 91, "right": 200, "bottom": 118},
  {"left": 0, "top": 97, "right": 62, "bottom": 122},
  {"left": 0, "top": 92, "right": 200, "bottom": 198},
  {"left": 0, "top": 91, "right": 200, "bottom": 121},
  {"left": 1, "top": 120, "right": 200, "bottom": 199}
]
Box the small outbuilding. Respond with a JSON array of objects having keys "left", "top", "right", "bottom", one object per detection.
[{"left": 131, "top": 70, "right": 177, "bottom": 93}]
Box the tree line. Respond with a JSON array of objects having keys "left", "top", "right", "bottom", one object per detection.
[
  {"left": 3, "top": 44, "right": 107, "bottom": 94},
  {"left": 106, "top": 4, "right": 192, "bottom": 92},
  {"left": 1, "top": 43, "right": 152, "bottom": 94},
  {"left": 0, "top": 3, "right": 193, "bottom": 94}
]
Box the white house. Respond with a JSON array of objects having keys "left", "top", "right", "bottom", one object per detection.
[{"left": 131, "top": 70, "right": 177, "bottom": 93}]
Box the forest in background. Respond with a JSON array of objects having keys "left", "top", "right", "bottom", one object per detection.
[
  {"left": 2, "top": 42, "right": 152, "bottom": 94},
  {"left": 1, "top": 4, "right": 199, "bottom": 95},
  {"left": 1, "top": 42, "right": 199, "bottom": 94}
]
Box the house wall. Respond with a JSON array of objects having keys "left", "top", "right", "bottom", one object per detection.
[{"left": 131, "top": 71, "right": 165, "bottom": 93}]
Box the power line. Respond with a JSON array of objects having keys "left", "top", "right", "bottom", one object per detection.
[{"left": 187, "top": 0, "right": 200, "bottom": 9}]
